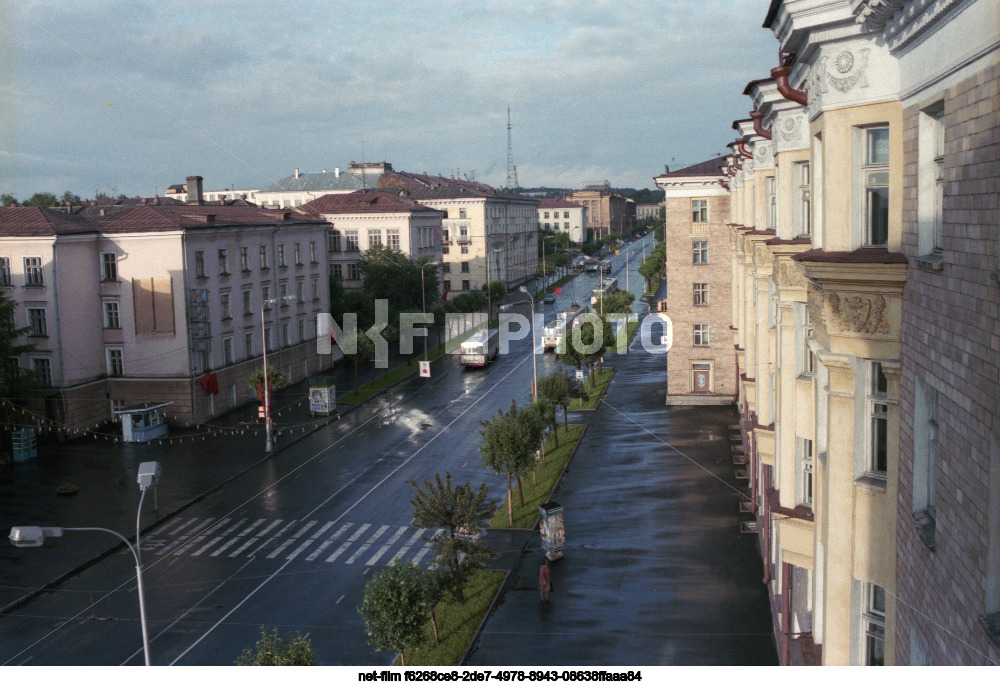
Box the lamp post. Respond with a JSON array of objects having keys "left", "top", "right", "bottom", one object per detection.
[
  {"left": 518, "top": 286, "right": 538, "bottom": 399},
  {"left": 421, "top": 260, "right": 441, "bottom": 361},
  {"left": 10, "top": 460, "right": 161, "bottom": 666},
  {"left": 261, "top": 296, "right": 294, "bottom": 452}
]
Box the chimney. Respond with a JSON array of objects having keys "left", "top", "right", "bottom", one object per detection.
[
  {"left": 334, "top": 167, "right": 340, "bottom": 177},
  {"left": 294, "top": 168, "right": 300, "bottom": 179},
  {"left": 140, "top": 197, "right": 147, "bottom": 205},
  {"left": 186, "top": 175, "right": 204, "bottom": 205}
]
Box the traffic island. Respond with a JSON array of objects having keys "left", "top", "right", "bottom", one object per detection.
[
  {"left": 569, "top": 368, "right": 615, "bottom": 411},
  {"left": 489, "top": 424, "right": 587, "bottom": 530}
]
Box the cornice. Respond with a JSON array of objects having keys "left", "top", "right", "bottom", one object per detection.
[{"left": 854, "top": 0, "right": 967, "bottom": 52}]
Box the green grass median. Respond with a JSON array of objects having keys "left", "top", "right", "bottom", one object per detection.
[
  {"left": 398, "top": 568, "right": 506, "bottom": 666},
  {"left": 533, "top": 273, "right": 577, "bottom": 300},
  {"left": 570, "top": 368, "right": 615, "bottom": 410},
  {"left": 489, "top": 424, "right": 586, "bottom": 529}
]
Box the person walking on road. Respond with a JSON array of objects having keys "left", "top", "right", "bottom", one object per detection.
[{"left": 539, "top": 559, "right": 551, "bottom": 601}]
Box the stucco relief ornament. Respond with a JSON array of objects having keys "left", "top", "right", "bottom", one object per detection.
[
  {"left": 826, "top": 48, "right": 870, "bottom": 93},
  {"left": 780, "top": 116, "right": 800, "bottom": 143},
  {"left": 778, "top": 261, "right": 807, "bottom": 288},
  {"left": 754, "top": 143, "right": 772, "bottom": 167},
  {"left": 826, "top": 292, "right": 890, "bottom": 335}
]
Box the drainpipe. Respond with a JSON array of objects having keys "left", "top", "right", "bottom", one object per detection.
[
  {"left": 181, "top": 232, "right": 197, "bottom": 426},
  {"left": 51, "top": 241, "right": 69, "bottom": 431},
  {"left": 737, "top": 140, "right": 753, "bottom": 160},
  {"left": 750, "top": 110, "right": 772, "bottom": 140},
  {"left": 771, "top": 65, "right": 807, "bottom": 106}
]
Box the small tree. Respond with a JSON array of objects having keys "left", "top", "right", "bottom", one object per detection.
[
  {"left": 523, "top": 397, "right": 558, "bottom": 461},
  {"left": 480, "top": 400, "right": 537, "bottom": 525},
  {"left": 537, "top": 370, "right": 586, "bottom": 432},
  {"left": 358, "top": 559, "right": 430, "bottom": 666},
  {"left": 235, "top": 627, "right": 316, "bottom": 665},
  {"left": 244, "top": 364, "right": 288, "bottom": 395}
]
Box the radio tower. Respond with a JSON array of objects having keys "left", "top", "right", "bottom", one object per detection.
[{"left": 505, "top": 106, "right": 519, "bottom": 192}]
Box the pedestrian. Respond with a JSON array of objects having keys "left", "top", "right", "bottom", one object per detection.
[{"left": 539, "top": 559, "right": 551, "bottom": 601}]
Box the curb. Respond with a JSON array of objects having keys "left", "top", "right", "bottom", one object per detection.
[
  {"left": 459, "top": 568, "right": 513, "bottom": 666},
  {"left": 568, "top": 368, "right": 617, "bottom": 412},
  {"left": 0, "top": 353, "right": 449, "bottom": 618}
]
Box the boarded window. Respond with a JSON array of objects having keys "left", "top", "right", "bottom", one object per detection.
[{"left": 133, "top": 277, "right": 175, "bottom": 334}]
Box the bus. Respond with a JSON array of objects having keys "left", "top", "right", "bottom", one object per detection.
[
  {"left": 590, "top": 278, "right": 618, "bottom": 307},
  {"left": 542, "top": 304, "right": 589, "bottom": 351},
  {"left": 460, "top": 328, "right": 500, "bottom": 367}
]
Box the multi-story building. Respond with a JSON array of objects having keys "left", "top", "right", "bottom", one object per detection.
[
  {"left": 0, "top": 182, "right": 333, "bottom": 430},
  {"left": 377, "top": 170, "right": 538, "bottom": 295},
  {"left": 711, "top": 0, "right": 1000, "bottom": 667},
  {"left": 568, "top": 184, "right": 628, "bottom": 241},
  {"left": 299, "top": 190, "right": 444, "bottom": 287},
  {"left": 537, "top": 198, "right": 586, "bottom": 244},
  {"left": 635, "top": 203, "right": 661, "bottom": 223},
  {"left": 653, "top": 156, "right": 736, "bottom": 403}
]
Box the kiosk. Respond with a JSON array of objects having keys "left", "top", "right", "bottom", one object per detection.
[
  {"left": 308, "top": 376, "right": 336, "bottom": 416},
  {"left": 11, "top": 427, "right": 37, "bottom": 462},
  {"left": 116, "top": 402, "right": 172, "bottom": 443},
  {"left": 539, "top": 501, "right": 565, "bottom": 561}
]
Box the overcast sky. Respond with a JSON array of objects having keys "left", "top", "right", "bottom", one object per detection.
[{"left": 0, "top": 0, "right": 778, "bottom": 200}]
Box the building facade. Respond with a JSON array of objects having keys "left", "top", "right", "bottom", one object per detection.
[
  {"left": 710, "top": 0, "right": 1000, "bottom": 666},
  {"left": 0, "top": 193, "right": 334, "bottom": 431},
  {"left": 654, "top": 156, "right": 736, "bottom": 403},
  {"left": 537, "top": 198, "right": 586, "bottom": 244},
  {"left": 568, "top": 184, "right": 628, "bottom": 241}
]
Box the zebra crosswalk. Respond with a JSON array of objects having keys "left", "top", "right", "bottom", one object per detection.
[{"left": 137, "top": 516, "right": 445, "bottom": 568}]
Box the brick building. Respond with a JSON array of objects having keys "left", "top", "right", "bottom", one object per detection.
[
  {"left": 654, "top": 156, "right": 735, "bottom": 403},
  {"left": 568, "top": 184, "right": 627, "bottom": 241}
]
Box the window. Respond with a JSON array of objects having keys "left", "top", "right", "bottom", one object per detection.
[
  {"left": 245, "top": 330, "right": 254, "bottom": 358},
  {"left": 694, "top": 324, "right": 709, "bottom": 346},
  {"left": 311, "top": 276, "right": 318, "bottom": 300},
  {"left": 461, "top": 261, "right": 470, "bottom": 273},
  {"left": 331, "top": 263, "right": 343, "bottom": 280},
  {"left": 243, "top": 287, "right": 252, "bottom": 315},
  {"left": 309, "top": 241, "right": 317, "bottom": 263},
  {"left": 279, "top": 282, "right": 288, "bottom": 305},
  {"left": 297, "top": 317, "right": 305, "bottom": 342},
  {"left": 387, "top": 228, "right": 400, "bottom": 250},
  {"left": 222, "top": 336, "right": 234, "bottom": 365},
  {"left": 32, "top": 357, "right": 51, "bottom": 386},
  {"left": 461, "top": 245, "right": 469, "bottom": 255},
  {"left": 442, "top": 279, "right": 451, "bottom": 291},
  {"left": 218, "top": 248, "right": 230, "bottom": 275},
  {"left": 194, "top": 251, "right": 205, "bottom": 278},
  {"left": 106, "top": 347, "right": 124, "bottom": 377},
  {"left": 264, "top": 326, "right": 273, "bottom": 352},
  {"left": 294, "top": 243, "right": 301, "bottom": 265},
  {"left": 913, "top": 378, "right": 939, "bottom": 547},
  {"left": 868, "top": 362, "right": 889, "bottom": 477},
  {"left": 0, "top": 257, "right": 10, "bottom": 286},
  {"left": 543, "top": 212, "right": 549, "bottom": 219},
  {"left": 459, "top": 208, "right": 467, "bottom": 219},
  {"left": 799, "top": 437, "right": 814, "bottom": 506},
  {"left": 461, "top": 279, "right": 470, "bottom": 291},
  {"left": 863, "top": 584, "right": 886, "bottom": 666},
  {"left": 101, "top": 252, "right": 118, "bottom": 281},
  {"left": 347, "top": 263, "right": 361, "bottom": 281},
  {"left": 795, "top": 162, "right": 811, "bottom": 236},
  {"left": 27, "top": 308, "right": 46, "bottom": 336},
  {"left": 24, "top": 257, "right": 43, "bottom": 286},
  {"left": 260, "top": 245, "right": 269, "bottom": 269},
  {"left": 692, "top": 199, "right": 708, "bottom": 223},
  {"left": 281, "top": 322, "right": 289, "bottom": 347},
  {"left": 765, "top": 176, "right": 776, "bottom": 230},
  {"left": 692, "top": 241, "right": 708, "bottom": 264},
  {"left": 442, "top": 263, "right": 451, "bottom": 274},
  {"left": 220, "top": 291, "right": 232, "bottom": 319},
  {"left": 227, "top": 384, "right": 237, "bottom": 409},
  {"left": 277, "top": 244, "right": 286, "bottom": 267},
  {"left": 367, "top": 229, "right": 382, "bottom": 247},
  {"left": 862, "top": 127, "right": 890, "bottom": 246},
  {"left": 918, "top": 103, "right": 945, "bottom": 255},
  {"left": 329, "top": 230, "right": 342, "bottom": 253},
  {"left": 103, "top": 301, "right": 120, "bottom": 329},
  {"left": 296, "top": 279, "right": 304, "bottom": 303},
  {"left": 345, "top": 230, "right": 359, "bottom": 252},
  {"left": 240, "top": 246, "right": 249, "bottom": 271},
  {"left": 693, "top": 283, "right": 708, "bottom": 306},
  {"left": 262, "top": 284, "right": 271, "bottom": 309},
  {"left": 564, "top": 212, "right": 569, "bottom": 219},
  {"left": 799, "top": 306, "right": 815, "bottom": 376},
  {"left": 692, "top": 363, "right": 711, "bottom": 392}
]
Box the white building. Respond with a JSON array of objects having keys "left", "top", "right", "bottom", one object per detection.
[{"left": 537, "top": 198, "right": 586, "bottom": 244}]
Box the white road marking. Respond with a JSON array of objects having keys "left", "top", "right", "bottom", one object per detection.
[
  {"left": 411, "top": 542, "right": 433, "bottom": 565},
  {"left": 209, "top": 536, "right": 241, "bottom": 557},
  {"left": 191, "top": 536, "right": 224, "bottom": 556},
  {"left": 336, "top": 595, "right": 345, "bottom": 604},
  {"left": 219, "top": 518, "right": 247, "bottom": 536},
  {"left": 235, "top": 519, "right": 266, "bottom": 537},
  {"left": 310, "top": 521, "right": 335, "bottom": 539},
  {"left": 345, "top": 525, "right": 389, "bottom": 564},
  {"left": 306, "top": 523, "right": 353, "bottom": 561},
  {"left": 202, "top": 518, "right": 231, "bottom": 535},
  {"left": 326, "top": 524, "right": 370, "bottom": 563},
  {"left": 390, "top": 527, "right": 427, "bottom": 563},
  {"left": 161, "top": 517, "right": 197, "bottom": 536}
]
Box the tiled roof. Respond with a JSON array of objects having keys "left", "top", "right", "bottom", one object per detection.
[
  {"left": 299, "top": 190, "right": 443, "bottom": 215},
  {"left": 0, "top": 207, "right": 94, "bottom": 236},
  {"left": 259, "top": 170, "right": 370, "bottom": 193},
  {"left": 537, "top": 198, "right": 583, "bottom": 209},
  {"left": 377, "top": 170, "right": 532, "bottom": 202},
  {"left": 655, "top": 155, "right": 730, "bottom": 178}
]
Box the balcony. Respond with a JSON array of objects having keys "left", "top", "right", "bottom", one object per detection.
[{"left": 456, "top": 235, "right": 471, "bottom": 244}]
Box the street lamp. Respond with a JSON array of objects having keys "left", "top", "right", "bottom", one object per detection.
[
  {"left": 9, "top": 460, "right": 161, "bottom": 666},
  {"left": 421, "top": 260, "right": 441, "bottom": 361},
  {"left": 518, "top": 286, "right": 538, "bottom": 399},
  {"left": 261, "top": 296, "right": 294, "bottom": 452}
]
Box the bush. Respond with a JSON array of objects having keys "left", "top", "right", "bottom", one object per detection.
[{"left": 236, "top": 627, "right": 316, "bottom": 665}]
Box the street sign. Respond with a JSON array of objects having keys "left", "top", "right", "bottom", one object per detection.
[
  {"left": 419, "top": 361, "right": 431, "bottom": 378},
  {"left": 257, "top": 405, "right": 265, "bottom": 418},
  {"left": 576, "top": 370, "right": 584, "bottom": 380},
  {"left": 555, "top": 287, "right": 561, "bottom": 296}
]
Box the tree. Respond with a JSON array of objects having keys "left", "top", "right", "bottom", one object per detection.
[
  {"left": 482, "top": 280, "right": 506, "bottom": 302},
  {"left": 359, "top": 244, "right": 439, "bottom": 320},
  {"left": 21, "top": 192, "right": 58, "bottom": 208},
  {"left": 409, "top": 473, "right": 496, "bottom": 606},
  {"left": 521, "top": 398, "right": 557, "bottom": 469},
  {"left": 358, "top": 559, "right": 430, "bottom": 666},
  {"left": 537, "top": 370, "right": 586, "bottom": 432},
  {"left": 0, "top": 292, "right": 40, "bottom": 443},
  {"left": 0, "top": 193, "right": 18, "bottom": 207},
  {"left": 245, "top": 364, "right": 288, "bottom": 394},
  {"left": 59, "top": 191, "right": 81, "bottom": 203},
  {"left": 480, "top": 399, "right": 538, "bottom": 525},
  {"left": 601, "top": 290, "right": 636, "bottom": 315},
  {"left": 236, "top": 627, "right": 316, "bottom": 665}
]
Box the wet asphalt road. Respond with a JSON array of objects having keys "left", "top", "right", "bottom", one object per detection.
[{"left": 0, "top": 234, "right": 774, "bottom": 665}]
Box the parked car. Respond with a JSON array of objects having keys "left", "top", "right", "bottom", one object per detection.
[{"left": 543, "top": 294, "right": 556, "bottom": 304}]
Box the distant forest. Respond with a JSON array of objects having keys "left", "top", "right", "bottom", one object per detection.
[{"left": 518, "top": 187, "right": 664, "bottom": 203}]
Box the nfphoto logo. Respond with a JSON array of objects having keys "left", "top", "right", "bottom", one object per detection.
[{"left": 316, "top": 302, "right": 672, "bottom": 367}]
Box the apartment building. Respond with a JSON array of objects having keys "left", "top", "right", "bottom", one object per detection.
[
  {"left": 715, "top": 0, "right": 1000, "bottom": 666},
  {"left": 568, "top": 184, "right": 628, "bottom": 241},
  {"left": 299, "top": 190, "right": 444, "bottom": 288},
  {"left": 537, "top": 198, "right": 586, "bottom": 244},
  {"left": 0, "top": 189, "right": 333, "bottom": 430},
  {"left": 377, "top": 170, "right": 539, "bottom": 295},
  {"left": 653, "top": 156, "right": 735, "bottom": 403}
]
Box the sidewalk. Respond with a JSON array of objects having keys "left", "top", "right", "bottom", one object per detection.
[{"left": 0, "top": 346, "right": 423, "bottom": 614}]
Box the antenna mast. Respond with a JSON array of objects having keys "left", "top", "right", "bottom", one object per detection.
[{"left": 505, "top": 106, "right": 519, "bottom": 192}]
